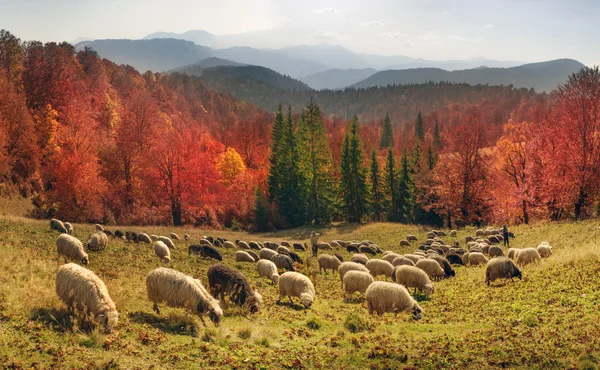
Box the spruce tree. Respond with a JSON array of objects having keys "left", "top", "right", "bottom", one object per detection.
[
  {"left": 415, "top": 111, "right": 425, "bottom": 141},
  {"left": 369, "top": 150, "right": 383, "bottom": 221},
  {"left": 397, "top": 150, "right": 414, "bottom": 222},
  {"left": 427, "top": 145, "right": 437, "bottom": 171},
  {"left": 253, "top": 187, "right": 271, "bottom": 232},
  {"left": 267, "top": 104, "right": 285, "bottom": 202},
  {"left": 384, "top": 148, "right": 400, "bottom": 221},
  {"left": 379, "top": 113, "right": 394, "bottom": 149},
  {"left": 340, "top": 116, "right": 369, "bottom": 222},
  {"left": 411, "top": 140, "right": 422, "bottom": 175},
  {"left": 433, "top": 119, "right": 441, "bottom": 147}
]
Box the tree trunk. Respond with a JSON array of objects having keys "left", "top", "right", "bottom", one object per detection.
[
  {"left": 574, "top": 189, "right": 586, "bottom": 220},
  {"left": 522, "top": 200, "right": 529, "bottom": 225},
  {"left": 171, "top": 199, "right": 182, "bottom": 226}
]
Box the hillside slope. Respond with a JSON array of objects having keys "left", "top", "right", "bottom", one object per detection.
[{"left": 300, "top": 68, "right": 378, "bottom": 90}]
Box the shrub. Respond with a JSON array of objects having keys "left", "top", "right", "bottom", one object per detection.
[{"left": 344, "top": 312, "right": 370, "bottom": 333}]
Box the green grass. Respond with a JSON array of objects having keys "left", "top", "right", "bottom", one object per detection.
[{"left": 1, "top": 215, "right": 600, "bottom": 369}]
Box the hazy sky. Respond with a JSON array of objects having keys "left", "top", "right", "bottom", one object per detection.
[{"left": 1, "top": 0, "right": 598, "bottom": 65}]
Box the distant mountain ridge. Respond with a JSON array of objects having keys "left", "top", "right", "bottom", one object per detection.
[{"left": 299, "top": 68, "right": 378, "bottom": 90}]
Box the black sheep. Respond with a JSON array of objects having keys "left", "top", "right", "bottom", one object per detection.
[
  {"left": 126, "top": 231, "right": 138, "bottom": 243},
  {"left": 428, "top": 255, "right": 456, "bottom": 278},
  {"left": 246, "top": 250, "right": 260, "bottom": 262},
  {"left": 103, "top": 230, "right": 114, "bottom": 239},
  {"left": 358, "top": 245, "right": 376, "bottom": 256},
  {"left": 293, "top": 243, "right": 306, "bottom": 251},
  {"left": 114, "top": 230, "right": 124, "bottom": 239},
  {"left": 446, "top": 254, "right": 464, "bottom": 265},
  {"left": 188, "top": 244, "right": 222, "bottom": 261},
  {"left": 207, "top": 264, "right": 261, "bottom": 313},
  {"left": 346, "top": 245, "right": 359, "bottom": 253},
  {"left": 249, "top": 241, "right": 261, "bottom": 250},
  {"left": 334, "top": 253, "right": 344, "bottom": 262}
]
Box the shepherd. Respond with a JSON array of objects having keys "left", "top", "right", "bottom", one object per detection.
[{"left": 502, "top": 225, "right": 509, "bottom": 247}]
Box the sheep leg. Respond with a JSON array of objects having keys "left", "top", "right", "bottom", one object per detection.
[
  {"left": 153, "top": 303, "right": 160, "bottom": 315},
  {"left": 289, "top": 296, "right": 294, "bottom": 305},
  {"left": 199, "top": 315, "right": 207, "bottom": 328}
]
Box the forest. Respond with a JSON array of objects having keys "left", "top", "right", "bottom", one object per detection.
[{"left": 1, "top": 29, "right": 599, "bottom": 229}]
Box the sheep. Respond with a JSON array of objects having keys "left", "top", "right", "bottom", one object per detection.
[
  {"left": 516, "top": 248, "right": 542, "bottom": 265},
  {"left": 403, "top": 254, "right": 423, "bottom": 264},
  {"left": 415, "top": 259, "right": 445, "bottom": 281},
  {"left": 50, "top": 218, "right": 68, "bottom": 233},
  {"left": 184, "top": 234, "right": 190, "bottom": 241},
  {"left": 467, "top": 252, "right": 488, "bottom": 266},
  {"left": 280, "top": 241, "right": 291, "bottom": 248},
  {"left": 508, "top": 231, "right": 516, "bottom": 238},
  {"left": 276, "top": 246, "right": 291, "bottom": 254},
  {"left": 153, "top": 241, "right": 171, "bottom": 263},
  {"left": 188, "top": 244, "right": 222, "bottom": 261},
  {"left": 87, "top": 232, "right": 108, "bottom": 252},
  {"left": 317, "top": 242, "right": 333, "bottom": 251},
  {"left": 293, "top": 243, "right": 306, "bottom": 251},
  {"left": 317, "top": 254, "right": 341, "bottom": 274},
  {"left": 56, "top": 234, "right": 89, "bottom": 265},
  {"left": 277, "top": 272, "right": 315, "bottom": 308},
  {"left": 257, "top": 260, "right": 279, "bottom": 285},
  {"left": 207, "top": 265, "right": 262, "bottom": 313},
  {"left": 449, "top": 247, "right": 467, "bottom": 255},
  {"left": 170, "top": 233, "right": 180, "bottom": 240},
  {"left": 272, "top": 254, "right": 295, "bottom": 271},
  {"left": 237, "top": 240, "right": 250, "bottom": 249},
  {"left": 64, "top": 222, "right": 74, "bottom": 235},
  {"left": 351, "top": 253, "right": 369, "bottom": 265},
  {"left": 223, "top": 241, "right": 236, "bottom": 249},
  {"left": 95, "top": 224, "right": 104, "bottom": 232},
  {"left": 394, "top": 265, "right": 435, "bottom": 299},
  {"left": 407, "top": 235, "right": 418, "bottom": 242},
  {"left": 383, "top": 253, "right": 402, "bottom": 264},
  {"left": 461, "top": 252, "right": 470, "bottom": 265},
  {"left": 285, "top": 251, "right": 304, "bottom": 264},
  {"left": 365, "top": 259, "right": 394, "bottom": 280},
  {"left": 450, "top": 230, "right": 457, "bottom": 237},
  {"left": 114, "top": 230, "right": 125, "bottom": 239},
  {"left": 259, "top": 248, "right": 278, "bottom": 261},
  {"left": 392, "top": 256, "right": 416, "bottom": 267},
  {"left": 235, "top": 251, "right": 256, "bottom": 263},
  {"left": 425, "top": 238, "right": 434, "bottom": 245},
  {"left": 343, "top": 271, "right": 374, "bottom": 298},
  {"left": 246, "top": 250, "right": 260, "bottom": 262},
  {"left": 56, "top": 263, "right": 118, "bottom": 333},
  {"left": 427, "top": 255, "right": 456, "bottom": 278},
  {"left": 488, "top": 235, "right": 500, "bottom": 244},
  {"left": 203, "top": 236, "right": 214, "bottom": 244},
  {"left": 146, "top": 267, "right": 222, "bottom": 326},
  {"left": 200, "top": 238, "right": 213, "bottom": 247},
  {"left": 150, "top": 234, "right": 158, "bottom": 241},
  {"left": 485, "top": 257, "right": 522, "bottom": 286},
  {"left": 465, "top": 236, "right": 474, "bottom": 243},
  {"left": 399, "top": 240, "right": 411, "bottom": 247},
  {"left": 249, "top": 241, "right": 261, "bottom": 250},
  {"left": 537, "top": 242, "right": 553, "bottom": 258},
  {"left": 332, "top": 240, "right": 347, "bottom": 248},
  {"left": 427, "top": 232, "right": 436, "bottom": 239},
  {"left": 103, "top": 230, "right": 114, "bottom": 239},
  {"left": 488, "top": 245, "right": 504, "bottom": 258},
  {"left": 365, "top": 282, "right": 423, "bottom": 319},
  {"left": 158, "top": 236, "right": 175, "bottom": 249},
  {"left": 338, "top": 261, "right": 370, "bottom": 288},
  {"left": 346, "top": 245, "right": 359, "bottom": 253},
  {"left": 137, "top": 233, "right": 152, "bottom": 244},
  {"left": 446, "top": 254, "right": 464, "bottom": 265},
  {"left": 359, "top": 245, "right": 377, "bottom": 256},
  {"left": 475, "top": 229, "right": 484, "bottom": 236}
]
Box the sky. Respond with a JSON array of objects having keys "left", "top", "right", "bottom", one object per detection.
[{"left": 1, "top": 0, "right": 598, "bottom": 65}]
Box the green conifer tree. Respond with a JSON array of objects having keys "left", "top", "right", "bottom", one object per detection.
[
  {"left": 340, "top": 116, "right": 369, "bottom": 222},
  {"left": 379, "top": 113, "right": 394, "bottom": 149},
  {"left": 369, "top": 150, "right": 383, "bottom": 221},
  {"left": 415, "top": 111, "right": 425, "bottom": 141}
]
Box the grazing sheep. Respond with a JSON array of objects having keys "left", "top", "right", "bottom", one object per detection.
[
  {"left": 394, "top": 265, "right": 435, "bottom": 298},
  {"left": 223, "top": 241, "right": 235, "bottom": 249},
  {"left": 467, "top": 252, "right": 488, "bottom": 266},
  {"left": 450, "top": 230, "right": 457, "bottom": 237},
  {"left": 56, "top": 263, "right": 118, "bottom": 333},
  {"left": 249, "top": 241, "right": 261, "bottom": 250},
  {"left": 153, "top": 241, "right": 171, "bottom": 262},
  {"left": 103, "top": 230, "right": 114, "bottom": 239},
  {"left": 280, "top": 241, "right": 291, "bottom": 248},
  {"left": 343, "top": 271, "right": 374, "bottom": 298},
  {"left": 277, "top": 272, "right": 315, "bottom": 308},
  {"left": 346, "top": 245, "right": 359, "bottom": 253},
  {"left": 488, "top": 235, "right": 500, "bottom": 244},
  {"left": 259, "top": 248, "right": 278, "bottom": 261},
  {"left": 365, "top": 282, "right": 423, "bottom": 319},
  {"left": 508, "top": 231, "right": 516, "bottom": 238},
  {"left": 403, "top": 254, "right": 423, "bottom": 264},
  {"left": 276, "top": 246, "right": 291, "bottom": 254},
  {"left": 146, "top": 267, "right": 222, "bottom": 326},
  {"left": 235, "top": 251, "right": 256, "bottom": 263},
  {"left": 537, "top": 242, "right": 553, "bottom": 258},
  {"left": 399, "top": 240, "right": 411, "bottom": 247},
  {"left": 516, "top": 248, "right": 542, "bottom": 265},
  {"left": 416, "top": 259, "right": 445, "bottom": 281},
  {"left": 257, "top": 260, "right": 279, "bottom": 285},
  {"left": 427, "top": 232, "right": 436, "bottom": 239},
  {"left": 407, "top": 235, "right": 418, "bottom": 242},
  {"left": 461, "top": 252, "right": 470, "bottom": 265},
  {"left": 333, "top": 253, "right": 344, "bottom": 263},
  {"left": 87, "top": 232, "right": 108, "bottom": 252},
  {"left": 64, "top": 222, "right": 74, "bottom": 235},
  {"left": 200, "top": 238, "right": 213, "bottom": 247},
  {"left": 449, "top": 247, "right": 467, "bottom": 255},
  {"left": 272, "top": 254, "right": 295, "bottom": 271},
  {"left": 114, "top": 230, "right": 125, "bottom": 239},
  {"left": 188, "top": 244, "right": 222, "bottom": 261},
  {"left": 351, "top": 253, "right": 369, "bottom": 265},
  {"left": 488, "top": 245, "right": 504, "bottom": 258},
  {"left": 246, "top": 250, "right": 260, "bottom": 262},
  {"left": 317, "top": 254, "right": 341, "bottom": 274},
  {"left": 95, "top": 224, "right": 104, "bottom": 232},
  {"left": 475, "top": 229, "right": 484, "bottom": 236},
  {"left": 365, "top": 259, "right": 394, "bottom": 280},
  {"left": 56, "top": 234, "right": 89, "bottom": 265},
  {"left": 446, "top": 254, "right": 464, "bottom": 265},
  {"left": 392, "top": 256, "right": 416, "bottom": 267},
  {"left": 465, "top": 236, "right": 474, "bottom": 243},
  {"left": 137, "top": 233, "right": 152, "bottom": 244},
  {"left": 383, "top": 253, "right": 402, "bottom": 264},
  {"left": 207, "top": 265, "right": 262, "bottom": 313},
  {"left": 184, "top": 234, "right": 190, "bottom": 241},
  {"left": 203, "top": 236, "right": 214, "bottom": 244},
  {"left": 150, "top": 234, "right": 158, "bottom": 242},
  {"left": 332, "top": 240, "right": 347, "bottom": 248},
  {"left": 427, "top": 255, "right": 456, "bottom": 278},
  {"left": 485, "top": 257, "right": 522, "bottom": 286},
  {"left": 158, "top": 236, "right": 175, "bottom": 249},
  {"left": 293, "top": 243, "right": 306, "bottom": 251},
  {"left": 338, "top": 261, "right": 370, "bottom": 288},
  {"left": 359, "top": 245, "right": 377, "bottom": 256},
  {"left": 317, "top": 242, "right": 333, "bottom": 251},
  {"left": 50, "top": 218, "right": 68, "bottom": 233},
  {"left": 169, "top": 233, "right": 180, "bottom": 240},
  {"left": 237, "top": 241, "right": 250, "bottom": 249}
]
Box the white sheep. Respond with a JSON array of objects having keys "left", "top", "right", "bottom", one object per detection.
[
  {"left": 56, "top": 234, "right": 89, "bottom": 265},
  {"left": 137, "top": 233, "right": 152, "bottom": 244},
  {"left": 94, "top": 224, "right": 104, "bottom": 232},
  {"left": 150, "top": 235, "right": 159, "bottom": 242},
  {"left": 153, "top": 241, "right": 171, "bottom": 262},
  {"left": 257, "top": 259, "right": 279, "bottom": 284},
  {"left": 317, "top": 254, "right": 341, "bottom": 274},
  {"left": 365, "top": 281, "right": 423, "bottom": 319},
  {"left": 64, "top": 222, "right": 74, "bottom": 235},
  {"left": 382, "top": 253, "right": 401, "bottom": 264},
  {"left": 450, "top": 230, "right": 457, "bottom": 237},
  {"left": 157, "top": 236, "right": 175, "bottom": 249},
  {"left": 237, "top": 240, "right": 250, "bottom": 249},
  {"left": 277, "top": 272, "right": 315, "bottom": 308},
  {"left": 507, "top": 248, "right": 520, "bottom": 260},
  {"left": 338, "top": 261, "right": 370, "bottom": 288},
  {"left": 87, "top": 232, "right": 108, "bottom": 252},
  {"left": 485, "top": 257, "right": 522, "bottom": 286},
  {"left": 50, "top": 218, "right": 67, "bottom": 233},
  {"left": 235, "top": 251, "right": 256, "bottom": 263},
  {"left": 351, "top": 253, "right": 369, "bottom": 265},
  {"left": 415, "top": 259, "right": 445, "bottom": 281},
  {"left": 56, "top": 263, "right": 118, "bottom": 333},
  {"left": 488, "top": 245, "right": 504, "bottom": 258},
  {"left": 146, "top": 267, "right": 222, "bottom": 326},
  {"left": 391, "top": 256, "right": 415, "bottom": 267},
  {"left": 223, "top": 241, "right": 236, "bottom": 249},
  {"left": 276, "top": 246, "right": 291, "bottom": 254},
  {"left": 365, "top": 259, "right": 394, "bottom": 280},
  {"left": 468, "top": 252, "right": 488, "bottom": 266},
  {"left": 259, "top": 248, "right": 278, "bottom": 260},
  {"left": 536, "top": 242, "right": 553, "bottom": 258},
  {"left": 170, "top": 233, "right": 180, "bottom": 240},
  {"left": 403, "top": 254, "right": 424, "bottom": 264},
  {"left": 343, "top": 270, "right": 374, "bottom": 297},
  {"left": 394, "top": 265, "right": 435, "bottom": 298},
  {"left": 516, "top": 247, "right": 541, "bottom": 265},
  {"left": 184, "top": 234, "right": 190, "bottom": 241},
  {"left": 317, "top": 242, "right": 333, "bottom": 250}
]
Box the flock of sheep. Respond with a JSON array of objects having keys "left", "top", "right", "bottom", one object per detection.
[{"left": 49, "top": 219, "right": 552, "bottom": 335}]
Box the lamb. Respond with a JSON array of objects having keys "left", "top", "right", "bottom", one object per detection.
[
  {"left": 50, "top": 218, "right": 68, "bottom": 233},
  {"left": 87, "top": 232, "right": 108, "bottom": 252},
  {"left": 392, "top": 256, "right": 416, "bottom": 267},
  {"left": 246, "top": 250, "right": 260, "bottom": 262},
  {"left": 146, "top": 267, "right": 222, "bottom": 326},
  {"left": 382, "top": 253, "right": 402, "bottom": 264},
  {"left": 249, "top": 241, "right": 261, "bottom": 250},
  {"left": 427, "top": 255, "right": 456, "bottom": 278},
  {"left": 446, "top": 254, "right": 464, "bottom": 265},
  {"left": 207, "top": 265, "right": 262, "bottom": 313},
  {"left": 343, "top": 271, "right": 374, "bottom": 298},
  {"left": 56, "top": 263, "right": 118, "bottom": 333},
  {"left": 223, "top": 241, "right": 236, "bottom": 249},
  {"left": 184, "top": 234, "right": 190, "bottom": 241},
  {"left": 536, "top": 242, "right": 553, "bottom": 258},
  {"left": 399, "top": 240, "right": 411, "bottom": 247},
  {"left": 153, "top": 241, "right": 171, "bottom": 262},
  {"left": 277, "top": 272, "right": 315, "bottom": 308},
  {"left": 488, "top": 245, "right": 504, "bottom": 258},
  {"left": 170, "top": 233, "right": 180, "bottom": 240},
  {"left": 449, "top": 230, "right": 457, "bottom": 237},
  {"left": 467, "top": 252, "right": 488, "bottom": 266},
  {"left": 318, "top": 254, "right": 341, "bottom": 274},
  {"left": 271, "top": 254, "right": 295, "bottom": 271},
  {"left": 237, "top": 240, "right": 250, "bottom": 249},
  {"left": 351, "top": 253, "right": 369, "bottom": 265},
  {"left": 407, "top": 235, "right": 418, "bottom": 242},
  {"left": 155, "top": 236, "right": 174, "bottom": 249},
  {"left": 359, "top": 245, "right": 377, "bottom": 256},
  {"left": 365, "top": 259, "right": 394, "bottom": 280},
  {"left": 235, "top": 251, "right": 256, "bottom": 263},
  {"left": 338, "top": 261, "right": 370, "bottom": 288},
  {"left": 95, "top": 224, "right": 104, "bottom": 232},
  {"left": 64, "top": 222, "right": 74, "bottom": 235},
  {"left": 188, "top": 244, "right": 222, "bottom": 261},
  {"left": 365, "top": 282, "right": 423, "bottom": 319},
  {"left": 259, "top": 248, "right": 278, "bottom": 260},
  {"left": 485, "top": 257, "right": 522, "bottom": 286},
  {"left": 394, "top": 265, "right": 435, "bottom": 298},
  {"left": 257, "top": 260, "right": 279, "bottom": 284},
  {"left": 415, "top": 259, "right": 445, "bottom": 281},
  {"left": 137, "top": 233, "right": 152, "bottom": 244},
  {"left": 56, "top": 234, "right": 89, "bottom": 265},
  {"left": 516, "top": 248, "right": 542, "bottom": 265}
]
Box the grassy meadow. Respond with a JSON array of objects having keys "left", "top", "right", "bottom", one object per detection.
[{"left": 1, "top": 210, "right": 600, "bottom": 369}]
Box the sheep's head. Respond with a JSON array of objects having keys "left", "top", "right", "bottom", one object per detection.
[
  {"left": 424, "top": 283, "right": 435, "bottom": 298},
  {"left": 271, "top": 274, "right": 279, "bottom": 285},
  {"left": 513, "top": 267, "right": 522, "bottom": 280},
  {"left": 412, "top": 303, "right": 424, "bottom": 320},
  {"left": 99, "top": 310, "right": 119, "bottom": 334},
  {"left": 246, "top": 292, "right": 262, "bottom": 314},
  {"left": 300, "top": 292, "right": 313, "bottom": 308},
  {"left": 81, "top": 255, "right": 89, "bottom": 266}
]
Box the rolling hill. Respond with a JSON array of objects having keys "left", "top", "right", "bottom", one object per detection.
[
  {"left": 169, "top": 57, "right": 246, "bottom": 76},
  {"left": 300, "top": 68, "right": 378, "bottom": 90},
  {"left": 144, "top": 29, "right": 216, "bottom": 46},
  {"left": 192, "top": 65, "right": 311, "bottom": 91}
]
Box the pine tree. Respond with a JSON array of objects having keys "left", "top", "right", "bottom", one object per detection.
[
  {"left": 427, "top": 145, "right": 437, "bottom": 170},
  {"left": 340, "top": 116, "right": 369, "bottom": 222},
  {"left": 267, "top": 104, "right": 285, "bottom": 202},
  {"left": 379, "top": 113, "right": 394, "bottom": 149},
  {"left": 411, "top": 140, "right": 422, "bottom": 175},
  {"left": 384, "top": 148, "right": 400, "bottom": 221},
  {"left": 415, "top": 111, "right": 425, "bottom": 141},
  {"left": 397, "top": 150, "right": 414, "bottom": 222},
  {"left": 433, "top": 119, "right": 441, "bottom": 148},
  {"left": 369, "top": 150, "right": 383, "bottom": 221},
  {"left": 253, "top": 187, "right": 271, "bottom": 232},
  {"left": 298, "top": 98, "right": 335, "bottom": 225}
]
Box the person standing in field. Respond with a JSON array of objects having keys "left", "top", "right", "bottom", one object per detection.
[{"left": 503, "top": 225, "right": 509, "bottom": 247}]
